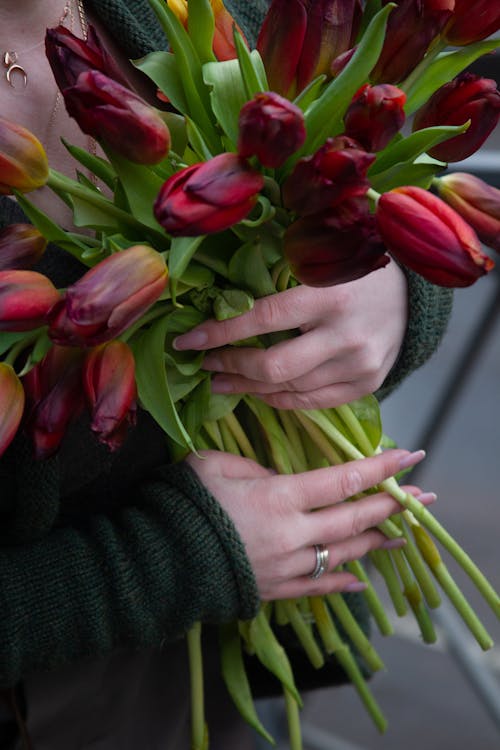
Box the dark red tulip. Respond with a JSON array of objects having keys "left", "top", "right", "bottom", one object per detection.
[
  {"left": 0, "top": 224, "right": 47, "bottom": 270},
  {"left": 284, "top": 197, "right": 389, "bottom": 286},
  {"left": 376, "top": 185, "right": 495, "bottom": 287},
  {"left": 412, "top": 73, "right": 500, "bottom": 163},
  {"left": 0, "top": 270, "right": 60, "bottom": 331},
  {"left": 83, "top": 340, "right": 137, "bottom": 451},
  {"left": 0, "top": 363, "right": 25, "bottom": 458},
  {"left": 154, "top": 153, "right": 264, "bottom": 236},
  {"left": 49, "top": 245, "right": 168, "bottom": 347},
  {"left": 436, "top": 172, "right": 500, "bottom": 253},
  {"left": 257, "top": 0, "right": 362, "bottom": 97},
  {"left": 60, "top": 70, "right": 170, "bottom": 164},
  {"left": 282, "top": 136, "right": 375, "bottom": 216},
  {"left": 343, "top": 84, "right": 406, "bottom": 152},
  {"left": 444, "top": 0, "right": 500, "bottom": 45},
  {"left": 371, "top": 0, "right": 455, "bottom": 84},
  {"left": 23, "top": 346, "right": 86, "bottom": 460},
  {"left": 238, "top": 92, "right": 306, "bottom": 168}
]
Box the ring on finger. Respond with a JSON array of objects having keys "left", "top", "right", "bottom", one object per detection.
[{"left": 310, "top": 543, "right": 329, "bottom": 580}]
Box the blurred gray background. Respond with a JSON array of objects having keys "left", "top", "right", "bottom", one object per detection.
[{"left": 254, "top": 51, "right": 500, "bottom": 750}]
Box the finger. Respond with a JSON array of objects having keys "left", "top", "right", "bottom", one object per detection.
[
  {"left": 173, "top": 287, "right": 334, "bottom": 351},
  {"left": 185, "top": 449, "right": 272, "bottom": 480},
  {"left": 203, "top": 327, "right": 335, "bottom": 384},
  {"left": 259, "top": 383, "right": 366, "bottom": 410},
  {"left": 278, "top": 449, "right": 426, "bottom": 512},
  {"left": 261, "top": 570, "right": 366, "bottom": 601}
]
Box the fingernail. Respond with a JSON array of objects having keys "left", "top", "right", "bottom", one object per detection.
[
  {"left": 343, "top": 581, "right": 368, "bottom": 593},
  {"left": 416, "top": 491, "right": 437, "bottom": 505},
  {"left": 381, "top": 537, "right": 406, "bottom": 550},
  {"left": 173, "top": 330, "right": 208, "bottom": 351},
  {"left": 399, "top": 449, "right": 426, "bottom": 470},
  {"left": 203, "top": 355, "right": 223, "bottom": 372},
  {"left": 211, "top": 376, "right": 234, "bottom": 393}
]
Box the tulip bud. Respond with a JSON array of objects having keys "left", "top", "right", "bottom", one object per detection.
[
  {"left": 83, "top": 341, "right": 137, "bottom": 451},
  {"left": 444, "top": 0, "right": 500, "bottom": 45},
  {"left": 154, "top": 153, "right": 264, "bottom": 236},
  {"left": 238, "top": 92, "right": 306, "bottom": 168},
  {"left": 257, "top": 0, "right": 362, "bottom": 97},
  {"left": 166, "top": 0, "right": 247, "bottom": 60},
  {"left": 0, "top": 363, "right": 25, "bottom": 458},
  {"left": 376, "top": 185, "right": 495, "bottom": 287},
  {"left": 0, "top": 270, "right": 60, "bottom": 331},
  {"left": 436, "top": 172, "right": 500, "bottom": 253},
  {"left": 412, "top": 73, "right": 500, "bottom": 163},
  {"left": 343, "top": 84, "right": 406, "bottom": 152},
  {"left": 0, "top": 116, "right": 49, "bottom": 194},
  {"left": 282, "top": 136, "right": 375, "bottom": 216},
  {"left": 49, "top": 245, "right": 168, "bottom": 347},
  {"left": 45, "top": 24, "right": 129, "bottom": 92},
  {"left": 60, "top": 70, "right": 170, "bottom": 165},
  {"left": 371, "top": 0, "right": 455, "bottom": 84},
  {"left": 0, "top": 224, "right": 47, "bottom": 271},
  {"left": 23, "top": 345, "right": 85, "bottom": 460},
  {"left": 284, "top": 198, "right": 389, "bottom": 286}
]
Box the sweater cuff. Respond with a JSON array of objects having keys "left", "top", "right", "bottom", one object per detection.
[{"left": 377, "top": 270, "right": 454, "bottom": 400}]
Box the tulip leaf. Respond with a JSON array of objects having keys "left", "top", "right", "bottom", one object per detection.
[
  {"left": 134, "top": 51, "right": 189, "bottom": 115},
  {"left": 164, "top": 307, "right": 206, "bottom": 375},
  {"left": 168, "top": 235, "right": 206, "bottom": 303},
  {"left": 186, "top": 117, "right": 215, "bottom": 161},
  {"left": 180, "top": 376, "right": 212, "bottom": 439},
  {"left": 159, "top": 111, "right": 188, "bottom": 156},
  {"left": 204, "top": 393, "right": 242, "bottom": 423},
  {"left": 219, "top": 622, "right": 276, "bottom": 745},
  {"left": 213, "top": 289, "right": 254, "bottom": 320},
  {"left": 61, "top": 139, "right": 116, "bottom": 190},
  {"left": 0, "top": 331, "right": 36, "bottom": 358},
  {"left": 405, "top": 39, "right": 500, "bottom": 115},
  {"left": 344, "top": 395, "right": 382, "bottom": 452},
  {"left": 166, "top": 367, "right": 205, "bottom": 403},
  {"left": 370, "top": 160, "right": 445, "bottom": 193},
  {"left": 299, "top": 3, "right": 395, "bottom": 158},
  {"left": 187, "top": 0, "right": 216, "bottom": 65},
  {"left": 228, "top": 240, "right": 276, "bottom": 298},
  {"left": 203, "top": 58, "right": 249, "bottom": 146},
  {"left": 370, "top": 123, "right": 469, "bottom": 175},
  {"left": 293, "top": 75, "right": 327, "bottom": 112},
  {"left": 233, "top": 30, "right": 268, "bottom": 99},
  {"left": 131, "top": 316, "right": 195, "bottom": 450}
]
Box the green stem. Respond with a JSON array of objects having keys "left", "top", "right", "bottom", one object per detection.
[
  {"left": 221, "top": 413, "right": 258, "bottom": 461},
  {"left": 326, "top": 593, "right": 385, "bottom": 672},
  {"left": 282, "top": 600, "right": 325, "bottom": 669},
  {"left": 279, "top": 411, "right": 308, "bottom": 471},
  {"left": 390, "top": 548, "right": 437, "bottom": 644},
  {"left": 370, "top": 549, "right": 408, "bottom": 617},
  {"left": 346, "top": 560, "right": 394, "bottom": 636},
  {"left": 397, "top": 515, "right": 442, "bottom": 609},
  {"left": 284, "top": 689, "right": 303, "bottom": 750},
  {"left": 187, "top": 622, "right": 208, "bottom": 750}
]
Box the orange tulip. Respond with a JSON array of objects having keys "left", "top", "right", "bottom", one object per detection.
[{"left": 0, "top": 116, "right": 49, "bottom": 194}]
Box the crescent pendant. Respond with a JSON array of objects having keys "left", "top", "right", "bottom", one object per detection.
[{"left": 6, "top": 63, "right": 28, "bottom": 89}]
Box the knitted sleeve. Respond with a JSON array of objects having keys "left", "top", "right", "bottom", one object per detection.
[{"left": 0, "top": 461, "right": 259, "bottom": 688}]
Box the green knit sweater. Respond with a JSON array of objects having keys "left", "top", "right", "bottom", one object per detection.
[{"left": 0, "top": 0, "right": 452, "bottom": 690}]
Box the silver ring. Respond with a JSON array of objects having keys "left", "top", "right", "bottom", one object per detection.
[{"left": 310, "top": 544, "right": 329, "bottom": 580}]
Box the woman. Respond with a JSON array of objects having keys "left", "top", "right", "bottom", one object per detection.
[{"left": 0, "top": 0, "right": 448, "bottom": 747}]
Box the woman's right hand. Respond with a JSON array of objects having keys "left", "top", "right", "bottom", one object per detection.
[{"left": 185, "top": 448, "right": 433, "bottom": 601}]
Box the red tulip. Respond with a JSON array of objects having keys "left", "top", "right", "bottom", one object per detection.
[
  {"left": 59, "top": 70, "right": 170, "bottom": 165},
  {"left": 257, "top": 0, "right": 362, "bottom": 97},
  {"left": 210, "top": 0, "right": 249, "bottom": 60},
  {"left": 0, "top": 363, "right": 25, "bottom": 458},
  {"left": 154, "top": 153, "right": 264, "bottom": 236},
  {"left": 284, "top": 197, "right": 389, "bottom": 286},
  {"left": 436, "top": 172, "right": 500, "bottom": 253},
  {"left": 49, "top": 245, "right": 168, "bottom": 347},
  {"left": 23, "top": 346, "right": 86, "bottom": 460},
  {"left": 343, "top": 84, "right": 406, "bottom": 152},
  {"left": 371, "top": 0, "right": 455, "bottom": 84},
  {"left": 238, "top": 92, "right": 306, "bottom": 168},
  {"left": 412, "top": 73, "right": 500, "bottom": 163},
  {"left": 282, "top": 136, "right": 375, "bottom": 216},
  {"left": 0, "top": 224, "right": 47, "bottom": 270},
  {"left": 83, "top": 341, "right": 137, "bottom": 451},
  {"left": 0, "top": 270, "right": 60, "bottom": 331},
  {"left": 444, "top": 0, "right": 500, "bottom": 45},
  {"left": 0, "top": 116, "right": 49, "bottom": 194},
  {"left": 376, "top": 185, "right": 494, "bottom": 287}
]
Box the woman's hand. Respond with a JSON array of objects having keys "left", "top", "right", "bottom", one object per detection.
[
  {"left": 186, "top": 447, "right": 433, "bottom": 601},
  {"left": 174, "top": 261, "right": 408, "bottom": 410}
]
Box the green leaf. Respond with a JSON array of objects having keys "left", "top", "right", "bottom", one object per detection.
[
  {"left": 293, "top": 75, "right": 327, "bottom": 112},
  {"left": 0, "top": 331, "right": 35, "bottom": 357},
  {"left": 370, "top": 123, "right": 469, "bottom": 176},
  {"left": 213, "top": 289, "right": 254, "bottom": 320},
  {"left": 204, "top": 393, "right": 241, "bottom": 422},
  {"left": 219, "top": 622, "right": 275, "bottom": 745},
  {"left": 61, "top": 138, "right": 116, "bottom": 189},
  {"left": 298, "top": 4, "right": 395, "bottom": 159},
  {"left": 228, "top": 239, "right": 276, "bottom": 298},
  {"left": 130, "top": 317, "right": 195, "bottom": 450},
  {"left": 405, "top": 39, "right": 500, "bottom": 115},
  {"left": 186, "top": 117, "right": 216, "bottom": 160},
  {"left": 134, "top": 51, "right": 189, "bottom": 114},
  {"left": 233, "top": 30, "right": 268, "bottom": 99},
  {"left": 248, "top": 611, "right": 303, "bottom": 706},
  {"left": 180, "top": 377, "right": 211, "bottom": 438},
  {"left": 167, "top": 367, "right": 205, "bottom": 403},
  {"left": 369, "top": 160, "right": 445, "bottom": 192},
  {"left": 203, "top": 57, "right": 249, "bottom": 146},
  {"left": 346, "top": 395, "right": 382, "bottom": 451},
  {"left": 159, "top": 111, "right": 188, "bottom": 155},
  {"left": 168, "top": 235, "right": 206, "bottom": 303},
  {"left": 187, "top": 0, "right": 216, "bottom": 64}
]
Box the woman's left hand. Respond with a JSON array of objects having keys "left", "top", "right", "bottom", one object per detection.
[{"left": 174, "top": 260, "right": 408, "bottom": 409}]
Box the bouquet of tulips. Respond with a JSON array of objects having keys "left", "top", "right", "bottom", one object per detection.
[{"left": 1, "top": 0, "right": 500, "bottom": 746}]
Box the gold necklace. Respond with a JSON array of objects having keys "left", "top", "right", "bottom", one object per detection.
[{"left": 2, "top": 1, "right": 75, "bottom": 89}]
